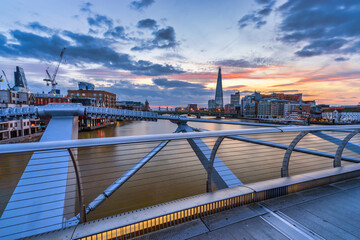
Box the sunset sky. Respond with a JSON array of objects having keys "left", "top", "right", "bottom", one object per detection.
[{"left": 0, "top": 0, "right": 359, "bottom": 107}]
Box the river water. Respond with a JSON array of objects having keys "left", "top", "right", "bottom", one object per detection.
[
  {"left": 75, "top": 118, "right": 356, "bottom": 220},
  {"left": 1, "top": 117, "right": 358, "bottom": 222}
]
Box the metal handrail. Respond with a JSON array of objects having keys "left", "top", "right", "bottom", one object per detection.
[{"left": 0, "top": 125, "right": 359, "bottom": 154}]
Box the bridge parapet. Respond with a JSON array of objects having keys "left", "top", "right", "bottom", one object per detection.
[
  {"left": 0, "top": 103, "right": 158, "bottom": 122},
  {"left": 85, "top": 106, "right": 157, "bottom": 121}
]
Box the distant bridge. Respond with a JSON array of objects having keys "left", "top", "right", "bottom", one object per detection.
[
  {"left": 0, "top": 103, "right": 359, "bottom": 239},
  {"left": 156, "top": 110, "right": 235, "bottom": 117},
  {"left": 156, "top": 111, "right": 306, "bottom": 124}
]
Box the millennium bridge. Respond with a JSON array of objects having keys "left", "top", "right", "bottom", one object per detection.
[{"left": 0, "top": 103, "right": 359, "bottom": 239}]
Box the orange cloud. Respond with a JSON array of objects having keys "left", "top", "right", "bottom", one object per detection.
[{"left": 225, "top": 85, "right": 247, "bottom": 90}]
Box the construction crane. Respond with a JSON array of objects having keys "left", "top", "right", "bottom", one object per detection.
[
  {"left": 43, "top": 47, "right": 66, "bottom": 94},
  {"left": 1, "top": 70, "right": 12, "bottom": 90}
]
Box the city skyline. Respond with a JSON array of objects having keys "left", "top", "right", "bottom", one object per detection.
[{"left": 0, "top": 0, "right": 359, "bottom": 107}]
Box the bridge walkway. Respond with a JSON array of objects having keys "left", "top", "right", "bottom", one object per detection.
[{"left": 135, "top": 176, "right": 360, "bottom": 240}]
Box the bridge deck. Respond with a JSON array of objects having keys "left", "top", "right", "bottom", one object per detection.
[{"left": 135, "top": 176, "right": 360, "bottom": 240}]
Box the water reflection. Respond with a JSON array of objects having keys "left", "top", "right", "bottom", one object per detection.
[{"left": 1, "top": 118, "right": 359, "bottom": 222}]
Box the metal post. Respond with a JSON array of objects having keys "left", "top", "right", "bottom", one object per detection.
[
  {"left": 207, "top": 136, "right": 225, "bottom": 192},
  {"left": 67, "top": 148, "right": 86, "bottom": 223},
  {"left": 281, "top": 131, "right": 310, "bottom": 177},
  {"left": 333, "top": 130, "right": 360, "bottom": 167}
]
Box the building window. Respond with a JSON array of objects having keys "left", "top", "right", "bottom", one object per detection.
[
  {"left": 99, "top": 93, "right": 102, "bottom": 97},
  {"left": 93, "top": 94, "right": 97, "bottom": 97},
  {"left": 76, "top": 93, "right": 80, "bottom": 97}
]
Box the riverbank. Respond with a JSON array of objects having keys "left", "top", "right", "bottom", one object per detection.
[{"left": 0, "top": 132, "right": 43, "bottom": 144}]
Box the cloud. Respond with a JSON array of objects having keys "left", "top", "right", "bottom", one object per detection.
[
  {"left": 238, "top": 14, "right": 265, "bottom": 29},
  {"left": 214, "top": 57, "right": 271, "bottom": 68},
  {"left": 271, "top": 90, "right": 299, "bottom": 93},
  {"left": 87, "top": 14, "right": 113, "bottom": 28},
  {"left": 131, "top": 26, "right": 177, "bottom": 51},
  {"left": 334, "top": 57, "right": 349, "bottom": 62},
  {"left": 239, "top": 90, "right": 254, "bottom": 95},
  {"left": 26, "top": 22, "right": 54, "bottom": 33},
  {"left": 295, "top": 38, "right": 347, "bottom": 57},
  {"left": 137, "top": 19, "right": 158, "bottom": 29},
  {"left": 104, "top": 26, "right": 127, "bottom": 39},
  {"left": 157, "top": 53, "right": 186, "bottom": 60},
  {"left": 279, "top": 0, "right": 360, "bottom": 57},
  {"left": 0, "top": 34, "right": 6, "bottom": 45},
  {"left": 152, "top": 78, "right": 205, "bottom": 88},
  {"left": 130, "top": 0, "right": 155, "bottom": 10},
  {"left": 80, "top": 2, "right": 92, "bottom": 13},
  {"left": 238, "top": 1, "right": 274, "bottom": 29},
  {"left": 0, "top": 29, "right": 183, "bottom": 76},
  {"left": 270, "top": 70, "right": 360, "bottom": 87},
  {"left": 99, "top": 78, "right": 214, "bottom": 106},
  {"left": 255, "top": 0, "right": 273, "bottom": 4},
  {"left": 225, "top": 85, "right": 247, "bottom": 90},
  {"left": 258, "top": 7, "right": 272, "bottom": 16}
]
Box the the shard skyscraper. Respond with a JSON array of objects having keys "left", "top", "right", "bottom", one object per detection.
[{"left": 215, "top": 67, "right": 223, "bottom": 109}]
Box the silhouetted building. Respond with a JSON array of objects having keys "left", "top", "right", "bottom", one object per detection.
[
  {"left": 78, "top": 82, "right": 95, "bottom": 90},
  {"left": 144, "top": 99, "right": 150, "bottom": 111},
  {"left": 322, "top": 106, "right": 360, "bottom": 123},
  {"left": 262, "top": 93, "right": 302, "bottom": 102},
  {"left": 68, "top": 82, "right": 116, "bottom": 108},
  {"left": 0, "top": 90, "right": 35, "bottom": 107},
  {"left": 35, "top": 93, "right": 71, "bottom": 106},
  {"left": 13, "top": 66, "right": 29, "bottom": 92},
  {"left": 116, "top": 101, "right": 144, "bottom": 111},
  {"left": 241, "top": 91, "right": 261, "bottom": 117},
  {"left": 224, "top": 104, "right": 232, "bottom": 113},
  {"left": 0, "top": 67, "right": 35, "bottom": 107},
  {"left": 71, "top": 97, "right": 94, "bottom": 106},
  {"left": 230, "top": 91, "right": 240, "bottom": 107},
  {"left": 187, "top": 104, "right": 198, "bottom": 112},
  {"left": 208, "top": 99, "right": 216, "bottom": 110},
  {"left": 215, "top": 67, "right": 223, "bottom": 109}
]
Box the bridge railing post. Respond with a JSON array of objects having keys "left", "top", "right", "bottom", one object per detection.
[
  {"left": 281, "top": 131, "right": 310, "bottom": 177},
  {"left": 207, "top": 136, "right": 225, "bottom": 192},
  {"left": 334, "top": 130, "right": 360, "bottom": 167},
  {"left": 67, "top": 148, "right": 86, "bottom": 223}
]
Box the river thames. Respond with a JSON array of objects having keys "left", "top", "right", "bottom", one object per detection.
[
  {"left": 0, "top": 118, "right": 357, "bottom": 221},
  {"left": 75, "top": 118, "right": 355, "bottom": 220}
]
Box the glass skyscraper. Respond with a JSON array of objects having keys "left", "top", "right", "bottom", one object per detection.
[{"left": 215, "top": 67, "right": 223, "bottom": 109}]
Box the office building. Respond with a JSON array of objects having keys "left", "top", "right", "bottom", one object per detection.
[
  {"left": 116, "top": 101, "right": 144, "bottom": 111},
  {"left": 68, "top": 82, "right": 116, "bottom": 108},
  {"left": 215, "top": 67, "right": 223, "bottom": 109},
  {"left": 230, "top": 91, "right": 240, "bottom": 107},
  {"left": 208, "top": 99, "right": 216, "bottom": 110},
  {"left": 187, "top": 103, "right": 198, "bottom": 112}
]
